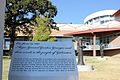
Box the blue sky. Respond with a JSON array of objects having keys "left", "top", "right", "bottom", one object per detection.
[{"left": 51, "top": 0, "right": 120, "bottom": 24}]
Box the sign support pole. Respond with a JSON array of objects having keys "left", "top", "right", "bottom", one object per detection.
[{"left": 0, "top": 0, "right": 6, "bottom": 80}]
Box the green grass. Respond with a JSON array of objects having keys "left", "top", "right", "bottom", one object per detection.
[
  {"left": 2, "top": 57, "right": 11, "bottom": 80},
  {"left": 2, "top": 56, "right": 120, "bottom": 80},
  {"left": 80, "top": 56, "right": 120, "bottom": 80}
]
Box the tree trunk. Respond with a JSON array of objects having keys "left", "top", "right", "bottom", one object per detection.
[
  {"left": 77, "top": 39, "right": 85, "bottom": 65},
  {"left": 9, "top": 27, "right": 16, "bottom": 56},
  {"left": 9, "top": 40, "right": 14, "bottom": 56}
]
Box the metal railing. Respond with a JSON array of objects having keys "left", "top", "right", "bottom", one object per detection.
[{"left": 83, "top": 43, "right": 120, "bottom": 51}]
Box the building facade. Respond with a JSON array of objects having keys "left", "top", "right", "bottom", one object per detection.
[
  {"left": 83, "top": 10, "right": 120, "bottom": 52},
  {"left": 4, "top": 9, "right": 120, "bottom": 56},
  {"left": 65, "top": 9, "right": 120, "bottom": 56},
  {"left": 84, "top": 10, "right": 116, "bottom": 25}
]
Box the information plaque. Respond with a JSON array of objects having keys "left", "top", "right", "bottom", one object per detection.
[{"left": 9, "top": 41, "right": 78, "bottom": 80}]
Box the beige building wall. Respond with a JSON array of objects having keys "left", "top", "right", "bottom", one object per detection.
[{"left": 109, "top": 36, "right": 120, "bottom": 48}]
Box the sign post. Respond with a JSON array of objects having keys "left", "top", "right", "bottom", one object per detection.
[
  {"left": 0, "top": 0, "right": 6, "bottom": 80},
  {"left": 9, "top": 41, "right": 78, "bottom": 80}
]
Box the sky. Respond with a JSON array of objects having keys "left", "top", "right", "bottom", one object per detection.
[{"left": 51, "top": 0, "right": 120, "bottom": 24}]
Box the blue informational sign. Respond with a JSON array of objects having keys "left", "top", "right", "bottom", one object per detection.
[{"left": 9, "top": 41, "right": 78, "bottom": 80}]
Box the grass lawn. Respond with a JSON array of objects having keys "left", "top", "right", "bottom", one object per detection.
[
  {"left": 2, "top": 57, "right": 11, "bottom": 80},
  {"left": 2, "top": 56, "right": 120, "bottom": 80},
  {"left": 80, "top": 56, "right": 120, "bottom": 80}
]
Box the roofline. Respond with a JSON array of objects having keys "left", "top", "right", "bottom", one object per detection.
[
  {"left": 64, "top": 27, "right": 120, "bottom": 36},
  {"left": 84, "top": 10, "right": 117, "bottom": 23},
  {"left": 113, "top": 9, "right": 120, "bottom": 16}
]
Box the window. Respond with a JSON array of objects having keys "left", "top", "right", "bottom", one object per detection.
[
  {"left": 56, "top": 37, "right": 73, "bottom": 42},
  {"left": 100, "top": 21, "right": 104, "bottom": 24},
  {"left": 4, "top": 38, "right": 10, "bottom": 50}
]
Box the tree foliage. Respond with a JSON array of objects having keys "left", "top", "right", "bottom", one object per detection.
[
  {"left": 5, "top": 0, "right": 57, "bottom": 55},
  {"left": 32, "top": 17, "right": 56, "bottom": 41}
]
